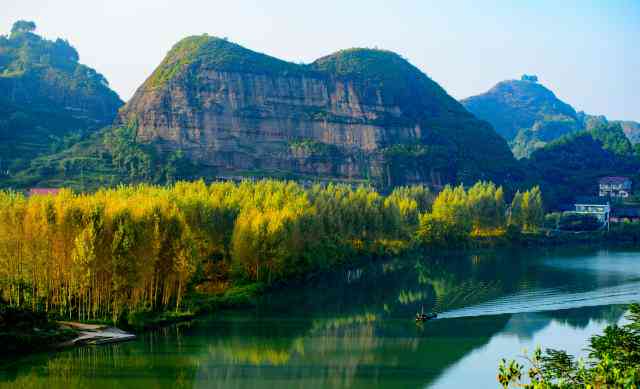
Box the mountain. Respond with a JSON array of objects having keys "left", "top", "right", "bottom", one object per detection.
[
  {"left": 462, "top": 76, "right": 640, "bottom": 159},
  {"left": 461, "top": 76, "right": 582, "bottom": 158},
  {"left": 117, "top": 35, "right": 521, "bottom": 188},
  {"left": 0, "top": 21, "right": 122, "bottom": 174},
  {"left": 618, "top": 121, "right": 640, "bottom": 145}
]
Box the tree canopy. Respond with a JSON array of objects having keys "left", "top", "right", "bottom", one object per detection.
[{"left": 10, "top": 20, "right": 36, "bottom": 35}]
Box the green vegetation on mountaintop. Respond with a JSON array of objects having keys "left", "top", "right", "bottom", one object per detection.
[
  {"left": 311, "top": 48, "right": 464, "bottom": 119},
  {"left": 144, "top": 35, "right": 309, "bottom": 89},
  {"left": 143, "top": 37, "right": 467, "bottom": 123},
  {"left": 462, "top": 76, "right": 640, "bottom": 159},
  {"left": 462, "top": 78, "right": 581, "bottom": 158}
]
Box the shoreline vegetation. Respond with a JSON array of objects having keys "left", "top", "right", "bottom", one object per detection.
[
  {"left": 1, "top": 179, "right": 640, "bottom": 358},
  {"left": 498, "top": 304, "right": 640, "bottom": 388}
]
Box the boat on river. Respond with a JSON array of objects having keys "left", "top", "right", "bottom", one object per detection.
[{"left": 416, "top": 307, "right": 437, "bottom": 322}]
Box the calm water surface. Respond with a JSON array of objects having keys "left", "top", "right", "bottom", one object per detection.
[{"left": 1, "top": 247, "right": 639, "bottom": 388}]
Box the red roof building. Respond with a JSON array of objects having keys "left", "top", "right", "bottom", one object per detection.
[{"left": 27, "top": 188, "right": 61, "bottom": 197}]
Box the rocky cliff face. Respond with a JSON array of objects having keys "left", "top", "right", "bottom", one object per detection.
[{"left": 120, "top": 36, "right": 519, "bottom": 187}]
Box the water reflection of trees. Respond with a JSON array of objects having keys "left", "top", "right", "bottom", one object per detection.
[
  {"left": 188, "top": 251, "right": 532, "bottom": 388},
  {"left": 1, "top": 248, "right": 633, "bottom": 389},
  {"left": 0, "top": 325, "right": 200, "bottom": 389},
  {"left": 190, "top": 248, "right": 631, "bottom": 388}
]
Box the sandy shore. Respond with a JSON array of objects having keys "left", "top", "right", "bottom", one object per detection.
[{"left": 57, "top": 321, "right": 136, "bottom": 346}]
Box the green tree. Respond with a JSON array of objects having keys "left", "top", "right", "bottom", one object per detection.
[
  {"left": 522, "top": 186, "right": 544, "bottom": 231},
  {"left": 11, "top": 21, "right": 36, "bottom": 35},
  {"left": 498, "top": 304, "right": 640, "bottom": 388},
  {"left": 508, "top": 191, "right": 524, "bottom": 229}
]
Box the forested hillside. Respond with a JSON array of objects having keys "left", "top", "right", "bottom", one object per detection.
[
  {"left": 525, "top": 122, "right": 640, "bottom": 207},
  {"left": 0, "top": 21, "right": 122, "bottom": 175}
]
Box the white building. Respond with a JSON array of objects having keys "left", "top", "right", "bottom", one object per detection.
[{"left": 599, "top": 176, "right": 632, "bottom": 198}]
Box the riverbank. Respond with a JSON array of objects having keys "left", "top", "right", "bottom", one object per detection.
[{"left": 468, "top": 223, "right": 640, "bottom": 249}]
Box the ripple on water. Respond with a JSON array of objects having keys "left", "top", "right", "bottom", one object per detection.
[{"left": 438, "top": 281, "right": 640, "bottom": 319}]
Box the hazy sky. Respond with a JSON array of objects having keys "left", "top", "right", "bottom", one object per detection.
[{"left": 2, "top": 0, "right": 639, "bottom": 121}]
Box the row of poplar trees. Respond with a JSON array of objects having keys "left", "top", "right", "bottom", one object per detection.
[{"left": 0, "top": 180, "right": 543, "bottom": 322}]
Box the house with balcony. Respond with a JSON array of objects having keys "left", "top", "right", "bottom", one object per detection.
[{"left": 599, "top": 176, "right": 632, "bottom": 198}]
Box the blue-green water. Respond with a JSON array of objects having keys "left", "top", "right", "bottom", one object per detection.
[{"left": 1, "top": 247, "right": 639, "bottom": 388}]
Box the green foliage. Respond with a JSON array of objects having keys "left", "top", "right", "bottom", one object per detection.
[
  {"left": 543, "top": 212, "right": 562, "bottom": 229},
  {"left": 508, "top": 187, "right": 543, "bottom": 232},
  {"left": 521, "top": 186, "right": 544, "bottom": 231},
  {"left": 558, "top": 213, "right": 601, "bottom": 231},
  {"left": 497, "top": 304, "right": 640, "bottom": 388},
  {"left": 104, "top": 123, "right": 153, "bottom": 182},
  {"left": 462, "top": 79, "right": 579, "bottom": 145},
  {"left": 526, "top": 124, "right": 639, "bottom": 209},
  {"left": 288, "top": 139, "right": 340, "bottom": 157},
  {"left": 0, "top": 179, "right": 532, "bottom": 323},
  {"left": 416, "top": 213, "right": 469, "bottom": 248},
  {"left": 510, "top": 116, "right": 580, "bottom": 159},
  {"left": 2, "top": 122, "right": 201, "bottom": 191},
  {"left": 10, "top": 21, "right": 36, "bottom": 35},
  {"left": 588, "top": 122, "right": 634, "bottom": 156},
  {"left": 145, "top": 35, "right": 308, "bottom": 89},
  {"left": 415, "top": 182, "right": 528, "bottom": 247},
  {"left": 0, "top": 20, "right": 122, "bottom": 170},
  {"left": 545, "top": 122, "right": 634, "bottom": 157},
  {"left": 382, "top": 144, "right": 429, "bottom": 157},
  {"left": 145, "top": 35, "right": 212, "bottom": 88},
  {"left": 0, "top": 301, "right": 75, "bottom": 355},
  {"left": 311, "top": 48, "right": 464, "bottom": 120},
  {"left": 0, "top": 180, "right": 415, "bottom": 322}
]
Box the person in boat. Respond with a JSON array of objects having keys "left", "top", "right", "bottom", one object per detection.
[{"left": 416, "top": 306, "right": 437, "bottom": 321}]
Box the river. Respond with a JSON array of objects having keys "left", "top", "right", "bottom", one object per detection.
[{"left": 1, "top": 247, "right": 639, "bottom": 388}]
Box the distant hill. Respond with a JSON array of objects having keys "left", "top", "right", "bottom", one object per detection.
[
  {"left": 0, "top": 21, "right": 122, "bottom": 174},
  {"left": 462, "top": 75, "right": 640, "bottom": 158}
]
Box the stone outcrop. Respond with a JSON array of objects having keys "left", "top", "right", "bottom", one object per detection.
[{"left": 119, "top": 36, "right": 519, "bottom": 187}]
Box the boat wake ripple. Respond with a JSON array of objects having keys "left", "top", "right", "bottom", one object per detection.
[{"left": 437, "top": 281, "right": 640, "bottom": 319}]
